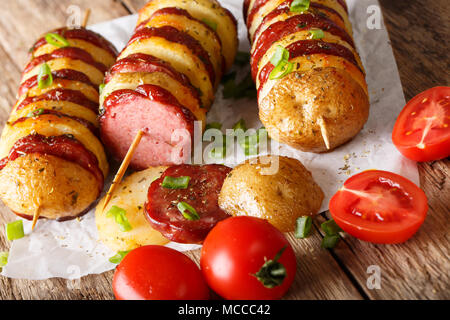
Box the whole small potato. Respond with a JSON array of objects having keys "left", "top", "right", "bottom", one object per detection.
[{"left": 219, "top": 156, "right": 324, "bottom": 232}]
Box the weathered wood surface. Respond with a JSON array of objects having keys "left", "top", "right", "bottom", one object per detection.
[{"left": 0, "top": 0, "right": 448, "bottom": 300}]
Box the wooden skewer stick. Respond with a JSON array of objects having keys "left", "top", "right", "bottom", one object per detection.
[
  {"left": 82, "top": 9, "right": 91, "bottom": 28},
  {"left": 318, "top": 117, "right": 331, "bottom": 151},
  {"left": 102, "top": 130, "right": 145, "bottom": 211},
  {"left": 31, "top": 207, "right": 41, "bottom": 231}
]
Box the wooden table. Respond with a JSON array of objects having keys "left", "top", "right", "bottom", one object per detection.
[{"left": 0, "top": 0, "right": 448, "bottom": 300}]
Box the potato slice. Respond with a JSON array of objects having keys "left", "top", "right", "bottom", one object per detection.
[
  {"left": 119, "top": 37, "right": 214, "bottom": 108},
  {"left": 33, "top": 39, "right": 116, "bottom": 67},
  {"left": 19, "top": 79, "right": 99, "bottom": 103},
  {"left": 0, "top": 154, "right": 98, "bottom": 220},
  {"left": 96, "top": 166, "right": 170, "bottom": 252},
  {"left": 0, "top": 114, "right": 108, "bottom": 177},
  {"left": 101, "top": 72, "right": 206, "bottom": 124},
  {"left": 147, "top": 11, "right": 224, "bottom": 88},
  {"left": 21, "top": 58, "right": 105, "bottom": 86},
  {"left": 138, "top": 0, "right": 237, "bottom": 70},
  {"left": 9, "top": 100, "right": 99, "bottom": 127},
  {"left": 219, "top": 156, "right": 324, "bottom": 232}
]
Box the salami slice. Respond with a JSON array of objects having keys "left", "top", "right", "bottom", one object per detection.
[{"left": 145, "top": 164, "right": 232, "bottom": 244}]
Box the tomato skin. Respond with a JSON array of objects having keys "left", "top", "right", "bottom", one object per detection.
[
  {"left": 113, "top": 246, "right": 210, "bottom": 300},
  {"left": 329, "top": 170, "right": 428, "bottom": 244},
  {"left": 392, "top": 86, "right": 450, "bottom": 162},
  {"left": 200, "top": 216, "right": 297, "bottom": 300}
]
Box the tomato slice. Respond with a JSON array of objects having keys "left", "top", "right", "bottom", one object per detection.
[
  {"left": 329, "top": 170, "right": 428, "bottom": 244},
  {"left": 393, "top": 86, "right": 450, "bottom": 162}
]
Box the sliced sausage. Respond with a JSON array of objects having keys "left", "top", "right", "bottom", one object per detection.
[{"left": 144, "top": 164, "right": 232, "bottom": 243}]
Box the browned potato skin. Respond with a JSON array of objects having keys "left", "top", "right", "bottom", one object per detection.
[
  {"left": 260, "top": 67, "right": 370, "bottom": 153},
  {"left": 0, "top": 154, "right": 99, "bottom": 221},
  {"left": 218, "top": 156, "right": 324, "bottom": 232}
]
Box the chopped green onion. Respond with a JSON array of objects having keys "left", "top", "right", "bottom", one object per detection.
[
  {"left": 0, "top": 252, "right": 9, "bottom": 271},
  {"left": 290, "top": 0, "right": 310, "bottom": 13},
  {"left": 5, "top": 220, "right": 25, "bottom": 241},
  {"left": 106, "top": 206, "right": 132, "bottom": 232},
  {"left": 235, "top": 51, "right": 251, "bottom": 65},
  {"left": 109, "top": 251, "right": 130, "bottom": 264},
  {"left": 99, "top": 83, "right": 105, "bottom": 95},
  {"left": 26, "top": 108, "right": 45, "bottom": 118},
  {"left": 321, "top": 234, "right": 340, "bottom": 249},
  {"left": 202, "top": 18, "right": 218, "bottom": 31},
  {"left": 205, "top": 122, "right": 222, "bottom": 131},
  {"left": 233, "top": 119, "right": 247, "bottom": 132},
  {"left": 177, "top": 202, "right": 200, "bottom": 221},
  {"left": 270, "top": 45, "right": 290, "bottom": 67},
  {"left": 222, "top": 72, "right": 256, "bottom": 100},
  {"left": 295, "top": 216, "right": 313, "bottom": 239},
  {"left": 45, "top": 33, "right": 70, "bottom": 48},
  {"left": 37, "top": 63, "right": 53, "bottom": 89},
  {"left": 269, "top": 60, "right": 294, "bottom": 80},
  {"left": 162, "top": 176, "right": 191, "bottom": 189},
  {"left": 321, "top": 220, "right": 342, "bottom": 236},
  {"left": 309, "top": 28, "right": 325, "bottom": 39},
  {"left": 209, "top": 134, "right": 228, "bottom": 159}
]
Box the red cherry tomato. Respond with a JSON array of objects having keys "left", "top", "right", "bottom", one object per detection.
[
  {"left": 330, "top": 170, "right": 428, "bottom": 244},
  {"left": 113, "top": 246, "right": 210, "bottom": 300},
  {"left": 392, "top": 86, "right": 450, "bottom": 162},
  {"left": 200, "top": 216, "right": 297, "bottom": 300}
]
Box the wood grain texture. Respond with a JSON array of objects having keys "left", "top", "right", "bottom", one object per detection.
[{"left": 0, "top": 0, "right": 448, "bottom": 300}]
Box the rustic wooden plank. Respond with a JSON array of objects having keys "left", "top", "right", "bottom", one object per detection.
[{"left": 0, "top": 0, "right": 129, "bottom": 301}]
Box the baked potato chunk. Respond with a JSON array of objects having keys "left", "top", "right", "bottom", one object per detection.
[
  {"left": 138, "top": 0, "right": 237, "bottom": 70},
  {"left": 119, "top": 37, "right": 214, "bottom": 108},
  {"left": 259, "top": 67, "right": 370, "bottom": 152},
  {"left": 219, "top": 156, "right": 324, "bottom": 232},
  {"left": 96, "top": 166, "right": 170, "bottom": 252},
  {"left": 0, "top": 154, "right": 99, "bottom": 220}
]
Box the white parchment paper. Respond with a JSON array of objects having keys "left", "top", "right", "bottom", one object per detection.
[{"left": 1, "top": 0, "right": 418, "bottom": 280}]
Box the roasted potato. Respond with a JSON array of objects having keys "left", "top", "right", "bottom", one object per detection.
[
  {"left": 0, "top": 154, "right": 99, "bottom": 220},
  {"left": 259, "top": 67, "right": 370, "bottom": 153},
  {"left": 218, "top": 156, "right": 324, "bottom": 232},
  {"left": 96, "top": 167, "right": 170, "bottom": 252}
]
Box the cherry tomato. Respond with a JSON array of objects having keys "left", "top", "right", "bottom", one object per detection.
[
  {"left": 200, "top": 216, "right": 297, "bottom": 300},
  {"left": 329, "top": 170, "right": 428, "bottom": 244},
  {"left": 113, "top": 246, "right": 210, "bottom": 300},
  {"left": 392, "top": 86, "right": 450, "bottom": 162}
]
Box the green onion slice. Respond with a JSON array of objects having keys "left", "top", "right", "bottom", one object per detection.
[
  {"left": 37, "top": 63, "right": 53, "bottom": 89},
  {"left": 202, "top": 18, "right": 218, "bottom": 31},
  {"left": 26, "top": 108, "right": 45, "bottom": 118},
  {"left": 205, "top": 122, "right": 222, "bottom": 131},
  {"left": 109, "top": 251, "right": 130, "bottom": 264},
  {"left": 309, "top": 28, "right": 325, "bottom": 39},
  {"left": 162, "top": 176, "right": 191, "bottom": 189},
  {"left": 0, "top": 252, "right": 9, "bottom": 269},
  {"left": 233, "top": 119, "right": 247, "bottom": 132},
  {"left": 45, "top": 33, "right": 70, "bottom": 48},
  {"left": 269, "top": 60, "right": 294, "bottom": 80},
  {"left": 5, "top": 220, "right": 25, "bottom": 241},
  {"left": 321, "top": 219, "right": 343, "bottom": 236},
  {"left": 177, "top": 202, "right": 200, "bottom": 221},
  {"left": 321, "top": 234, "right": 340, "bottom": 249},
  {"left": 290, "top": 0, "right": 310, "bottom": 13},
  {"left": 295, "top": 216, "right": 313, "bottom": 239},
  {"left": 106, "top": 206, "right": 132, "bottom": 232},
  {"left": 270, "top": 45, "right": 290, "bottom": 67},
  {"left": 99, "top": 83, "right": 105, "bottom": 95}
]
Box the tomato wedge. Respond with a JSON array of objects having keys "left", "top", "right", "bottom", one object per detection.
[
  {"left": 329, "top": 170, "right": 428, "bottom": 244},
  {"left": 392, "top": 86, "right": 450, "bottom": 162}
]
